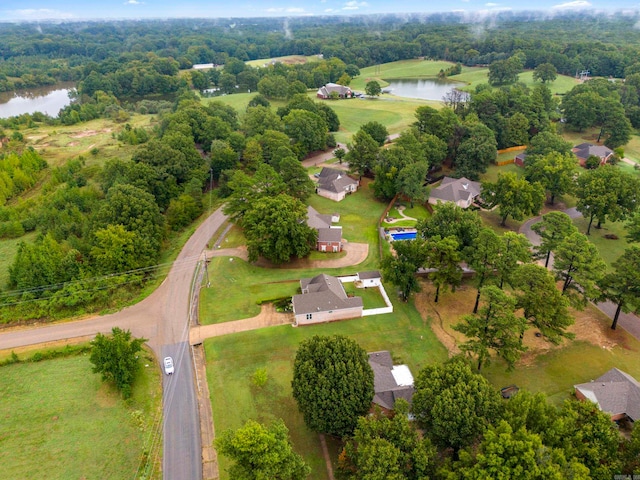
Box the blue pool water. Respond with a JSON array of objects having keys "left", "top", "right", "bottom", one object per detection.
[{"left": 390, "top": 231, "right": 417, "bottom": 241}]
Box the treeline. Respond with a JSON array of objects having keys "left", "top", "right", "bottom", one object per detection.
[
  {"left": 2, "top": 13, "right": 640, "bottom": 93},
  {"left": 0, "top": 88, "right": 341, "bottom": 322}
]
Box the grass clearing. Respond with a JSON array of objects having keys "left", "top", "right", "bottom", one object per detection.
[
  {"left": 205, "top": 291, "right": 448, "bottom": 480},
  {"left": 571, "top": 216, "right": 630, "bottom": 270},
  {"left": 353, "top": 59, "right": 457, "bottom": 89},
  {"left": 451, "top": 68, "right": 579, "bottom": 96},
  {"left": 0, "top": 349, "right": 161, "bottom": 479},
  {"left": 342, "top": 282, "right": 388, "bottom": 309},
  {"left": 413, "top": 279, "right": 640, "bottom": 406}
]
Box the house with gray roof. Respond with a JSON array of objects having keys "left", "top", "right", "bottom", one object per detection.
[
  {"left": 316, "top": 167, "right": 359, "bottom": 202},
  {"left": 292, "top": 273, "right": 363, "bottom": 326},
  {"left": 307, "top": 206, "right": 343, "bottom": 253},
  {"left": 428, "top": 176, "right": 482, "bottom": 209},
  {"left": 572, "top": 142, "right": 614, "bottom": 167},
  {"left": 368, "top": 351, "right": 415, "bottom": 411},
  {"left": 317, "top": 83, "right": 353, "bottom": 99},
  {"left": 574, "top": 368, "right": 640, "bottom": 422}
]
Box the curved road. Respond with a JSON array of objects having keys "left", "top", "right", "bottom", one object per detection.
[
  {"left": 520, "top": 208, "right": 640, "bottom": 341},
  {"left": 0, "top": 207, "right": 229, "bottom": 480}
]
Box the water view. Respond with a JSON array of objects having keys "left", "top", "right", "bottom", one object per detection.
[
  {"left": 384, "top": 78, "right": 467, "bottom": 101},
  {"left": 0, "top": 84, "right": 75, "bottom": 119}
]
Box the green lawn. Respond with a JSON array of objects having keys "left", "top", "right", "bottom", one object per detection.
[
  {"left": 342, "top": 282, "right": 388, "bottom": 309},
  {"left": 571, "top": 216, "right": 630, "bottom": 270},
  {"left": 0, "top": 351, "right": 161, "bottom": 479},
  {"left": 450, "top": 68, "right": 579, "bottom": 96},
  {"left": 353, "top": 59, "right": 457, "bottom": 90},
  {"left": 483, "top": 336, "right": 640, "bottom": 406},
  {"left": 201, "top": 92, "right": 258, "bottom": 113},
  {"left": 205, "top": 293, "right": 449, "bottom": 480}
]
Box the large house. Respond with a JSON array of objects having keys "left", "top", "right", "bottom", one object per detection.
[
  {"left": 428, "top": 176, "right": 482, "bottom": 209},
  {"left": 368, "top": 351, "right": 415, "bottom": 411},
  {"left": 307, "top": 206, "right": 343, "bottom": 253},
  {"left": 572, "top": 143, "right": 614, "bottom": 167},
  {"left": 574, "top": 368, "right": 640, "bottom": 423},
  {"left": 292, "top": 274, "right": 363, "bottom": 326},
  {"left": 317, "top": 83, "right": 353, "bottom": 99},
  {"left": 316, "top": 167, "right": 359, "bottom": 202}
]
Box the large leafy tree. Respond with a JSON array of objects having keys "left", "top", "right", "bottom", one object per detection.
[
  {"left": 359, "top": 121, "right": 389, "bottom": 146},
  {"left": 454, "top": 286, "right": 527, "bottom": 371},
  {"left": 414, "top": 106, "right": 460, "bottom": 148},
  {"left": 395, "top": 161, "right": 429, "bottom": 208},
  {"left": 599, "top": 246, "right": 640, "bottom": 329},
  {"left": 525, "top": 131, "right": 574, "bottom": 159},
  {"left": 627, "top": 211, "right": 640, "bottom": 243},
  {"left": 576, "top": 165, "right": 640, "bottom": 234},
  {"left": 243, "top": 194, "right": 316, "bottom": 264},
  {"left": 531, "top": 211, "right": 578, "bottom": 268},
  {"left": 449, "top": 421, "right": 590, "bottom": 480},
  {"left": 277, "top": 156, "right": 315, "bottom": 202},
  {"left": 533, "top": 62, "right": 558, "bottom": 83},
  {"left": 365, "top": 80, "right": 381, "bottom": 97},
  {"left": 89, "top": 327, "right": 146, "bottom": 399},
  {"left": 484, "top": 172, "right": 545, "bottom": 227},
  {"left": 291, "top": 335, "right": 374, "bottom": 437},
  {"left": 417, "top": 202, "right": 482, "bottom": 251},
  {"left": 283, "top": 109, "right": 328, "bottom": 157},
  {"left": 339, "top": 399, "right": 435, "bottom": 480},
  {"left": 512, "top": 264, "right": 574, "bottom": 344},
  {"left": 454, "top": 121, "right": 497, "bottom": 180},
  {"left": 553, "top": 231, "right": 606, "bottom": 308},
  {"left": 381, "top": 238, "right": 428, "bottom": 301},
  {"left": 465, "top": 227, "right": 501, "bottom": 313},
  {"left": 412, "top": 357, "right": 503, "bottom": 452},
  {"left": 346, "top": 129, "right": 379, "bottom": 178},
  {"left": 215, "top": 419, "right": 310, "bottom": 480},
  {"left": 524, "top": 152, "right": 577, "bottom": 205}
]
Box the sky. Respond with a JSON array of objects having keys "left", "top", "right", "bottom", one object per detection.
[{"left": 1, "top": 0, "right": 639, "bottom": 21}]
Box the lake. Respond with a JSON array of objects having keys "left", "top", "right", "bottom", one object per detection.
[
  {"left": 384, "top": 78, "right": 467, "bottom": 101},
  {"left": 0, "top": 84, "right": 75, "bottom": 119}
]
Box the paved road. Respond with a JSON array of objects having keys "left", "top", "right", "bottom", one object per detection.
[
  {"left": 0, "top": 207, "right": 229, "bottom": 480},
  {"left": 520, "top": 207, "right": 640, "bottom": 341}
]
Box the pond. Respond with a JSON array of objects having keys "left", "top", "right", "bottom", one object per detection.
[
  {"left": 384, "top": 78, "right": 468, "bottom": 102},
  {"left": 0, "top": 83, "right": 75, "bottom": 119}
]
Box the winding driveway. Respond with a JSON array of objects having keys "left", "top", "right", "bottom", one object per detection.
[{"left": 520, "top": 207, "right": 640, "bottom": 341}]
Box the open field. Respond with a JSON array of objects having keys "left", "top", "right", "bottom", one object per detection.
[
  {"left": 353, "top": 59, "right": 457, "bottom": 89},
  {"left": 204, "top": 293, "right": 449, "bottom": 480},
  {"left": 0, "top": 349, "right": 162, "bottom": 479},
  {"left": 451, "top": 68, "right": 580, "bottom": 96},
  {"left": 245, "top": 55, "right": 320, "bottom": 68},
  {"left": 571, "top": 216, "right": 630, "bottom": 270}
]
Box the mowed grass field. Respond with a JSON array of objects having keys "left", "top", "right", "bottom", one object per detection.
[
  {"left": 0, "top": 351, "right": 162, "bottom": 479},
  {"left": 205, "top": 295, "right": 449, "bottom": 480}
]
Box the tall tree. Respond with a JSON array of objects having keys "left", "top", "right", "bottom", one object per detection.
[
  {"left": 243, "top": 194, "right": 317, "bottom": 264},
  {"left": 575, "top": 165, "right": 640, "bottom": 234},
  {"left": 512, "top": 264, "right": 574, "bottom": 344},
  {"left": 454, "top": 286, "right": 527, "bottom": 371},
  {"left": 215, "top": 419, "right": 310, "bottom": 480},
  {"left": 291, "top": 335, "right": 374, "bottom": 437},
  {"left": 627, "top": 211, "right": 640, "bottom": 243},
  {"left": 365, "top": 80, "right": 381, "bottom": 97},
  {"left": 89, "top": 327, "right": 146, "bottom": 399},
  {"left": 283, "top": 109, "right": 328, "bottom": 157},
  {"left": 483, "top": 172, "right": 545, "bottom": 227},
  {"left": 412, "top": 357, "right": 503, "bottom": 452},
  {"left": 465, "top": 227, "right": 502, "bottom": 313},
  {"left": 454, "top": 121, "right": 497, "bottom": 180},
  {"left": 525, "top": 131, "right": 574, "bottom": 159},
  {"left": 553, "top": 231, "right": 606, "bottom": 309},
  {"left": 525, "top": 152, "right": 577, "bottom": 205},
  {"left": 531, "top": 211, "right": 578, "bottom": 268},
  {"left": 381, "top": 238, "right": 428, "bottom": 301},
  {"left": 599, "top": 246, "right": 640, "bottom": 329},
  {"left": 395, "top": 161, "right": 429, "bottom": 208},
  {"left": 425, "top": 235, "right": 463, "bottom": 303},
  {"left": 359, "top": 121, "right": 389, "bottom": 146},
  {"left": 346, "top": 129, "right": 379, "bottom": 178},
  {"left": 277, "top": 156, "right": 315, "bottom": 201},
  {"left": 496, "top": 231, "right": 532, "bottom": 289}
]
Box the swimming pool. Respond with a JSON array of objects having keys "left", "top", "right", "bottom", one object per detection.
[{"left": 390, "top": 231, "right": 417, "bottom": 241}]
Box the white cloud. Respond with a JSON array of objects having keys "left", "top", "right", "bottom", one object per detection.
[
  {"left": 343, "top": 1, "right": 369, "bottom": 10},
  {"left": 551, "top": 0, "right": 591, "bottom": 9},
  {"left": 286, "top": 7, "right": 305, "bottom": 12},
  {"left": 10, "top": 8, "right": 75, "bottom": 19},
  {"left": 486, "top": 2, "right": 499, "bottom": 6},
  {"left": 124, "top": 0, "right": 143, "bottom": 4}
]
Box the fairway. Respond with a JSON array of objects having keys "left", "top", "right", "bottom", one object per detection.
[{"left": 0, "top": 352, "right": 162, "bottom": 479}]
